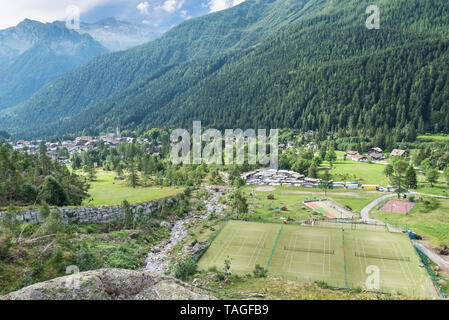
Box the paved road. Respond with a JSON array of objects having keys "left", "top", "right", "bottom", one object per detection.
[
  {"left": 409, "top": 192, "right": 449, "bottom": 199},
  {"left": 360, "top": 193, "right": 397, "bottom": 223},
  {"left": 412, "top": 240, "right": 449, "bottom": 272}
]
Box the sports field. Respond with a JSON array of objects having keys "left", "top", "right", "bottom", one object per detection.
[
  {"left": 381, "top": 199, "right": 415, "bottom": 214},
  {"left": 198, "top": 220, "right": 437, "bottom": 298}
]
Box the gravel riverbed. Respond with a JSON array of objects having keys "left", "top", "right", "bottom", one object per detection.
[{"left": 144, "top": 186, "right": 227, "bottom": 274}]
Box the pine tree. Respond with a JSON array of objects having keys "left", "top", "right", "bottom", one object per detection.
[{"left": 405, "top": 165, "right": 418, "bottom": 189}]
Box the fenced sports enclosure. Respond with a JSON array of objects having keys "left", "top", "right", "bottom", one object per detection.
[{"left": 197, "top": 220, "right": 439, "bottom": 298}]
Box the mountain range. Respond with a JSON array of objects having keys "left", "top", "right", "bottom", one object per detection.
[
  {"left": 0, "top": 18, "right": 160, "bottom": 110},
  {"left": 1, "top": 0, "right": 449, "bottom": 140}
]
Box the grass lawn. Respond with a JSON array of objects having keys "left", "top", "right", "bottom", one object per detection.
[
  {"left": 81, "top": 170, "right": 182, "bottom": 206},
  {"left": 318, "top": 160, "right": 389, "bottom": 186},
  {"left": 415, "top": 183, "right": 449, "bottom": 197},
  {"left": 372, "top": 198, "right": 449, "bottom": 246},
  {"left": 413, "top": 171, "right": 449, "bottom": 197},
  {"left": 198, "top": 220, "right": 436, "bottom": 297},
  {"left": 417, "top": 135, "right": 449, "bottom": 142},
  {"left": 242, "top": 186, "right": 385, "bottom": 222}
]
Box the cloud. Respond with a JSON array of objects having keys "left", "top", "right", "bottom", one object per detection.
[
  {"left": 160, "top": 0, "right": 184, "bottom": 13},
  {"left": 136, "top": 2, "right": 150, "bottom": 15},
  {"left": 0, "top": 0, "right": 117, "bottom": 29},
  {"left": 208, "top": 0, "right": 245, "bottom": 13}
]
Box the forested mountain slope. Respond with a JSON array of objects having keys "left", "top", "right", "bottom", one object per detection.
[
  {"left": 3, "top": 0, "right": 449, "bottom": 139},
  {"left": 0, "top": 19, "right": 108, "bottom": 110},
  {"left": 0, "top": 0, "right": 314, "bottom": 138}
]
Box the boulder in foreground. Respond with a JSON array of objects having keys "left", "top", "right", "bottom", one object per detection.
[{"left": 0, "top": 268, "right": 215, "bottom": 300}]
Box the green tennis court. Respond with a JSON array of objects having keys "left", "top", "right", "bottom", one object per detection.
[{"left": 197, "top": 220, "right": 437, "bottom": 298}]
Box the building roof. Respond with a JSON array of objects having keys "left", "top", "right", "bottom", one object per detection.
[{"left": 390, "top": 149, "right": 408, "bottom": 156}]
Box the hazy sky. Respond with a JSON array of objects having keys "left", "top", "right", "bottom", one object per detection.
[{"left": 0, "top": 0, "right": 246, "bottom": 29}]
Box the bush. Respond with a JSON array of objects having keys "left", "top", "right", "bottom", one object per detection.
[
  {"left": 105, "top": 249, "right": 138, "bottom": 269},
  {"left": 38, "top": 201, "right": 50, "bottom": 220},
  {"left": 122, "top": 200, "right": 134, "bottom": 228},
  {"left": 0, "top": 227, "right": 13, "bottom": 260},
  {"left": 74, "top": 246, "right": 100, "bottom": 271},
  {"left": 252, "top": 264, "right": 267, "bottom": 278},
  {"left": 173, "top": 257, "right": 198, "bottom": 281},
  {"left": 423, "top": 198, "right": 439, "bottom": 211},
  {"left": 35, "top": 210, "right": 65, "bottom": 236},
  {"left": 0, "top": 205, "right": 20, "bottom": 233},
  {"left": 314, "top": 280, "right": 332, "bottom": 289}
]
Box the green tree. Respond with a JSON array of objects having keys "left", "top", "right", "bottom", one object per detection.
[
  {"left": 425, "top": 168, "right": 439, "bottom": 187},
  {"left": 391, "top": 157, "right": 408, "bottom": 198},
  {"left": 443, "top": 165, "right": 449, "bottom": 186},
  {"left": 87, "top": 164, "right": 97, "bottom": 182},
  {"left": 229, "top": 189, "right": 248, "bottom": 218},
  {"left": 127, "top": 158, "right": 140, "bottom": 188},
  {"left": 122, "top": 200, "right": 133, "bottom": 229},
  {"left": 38, "top": 176, "right": 70, "bottom": 206},
  {"left": 319, "top": 170, "right": 333, "bottom": 197},
  {"left": 384, "top": 164, "right": 394, "bottom": 178},
  {"left": 405, "top": 165, "right": 418, "bottom": 189},
  {"left": 325, "top": 147, "right": 337, "bottom": 168},
  {"left": 308, "top": 165, "right": 317, "bottom": 178}
]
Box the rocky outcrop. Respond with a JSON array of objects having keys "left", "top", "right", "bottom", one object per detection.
[{"left": 0, "top": 269, "right": 215, "bottom": 300}]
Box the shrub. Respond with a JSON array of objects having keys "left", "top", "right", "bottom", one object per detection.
[
  {"left": 74, "top": 246, "right": 100, "bottom": 271},
  {"left": 38, "top": 201, "right": 50, "bottom": 220},
  {"left": 35, "top": 210, "right": 65, "bottom": 236},
  {"left": 122, "top": 200, "right": 133, "bottom": 228},
  {"left": 0, "top": 227, "right": 13, "bottom": 260},
  {"left": 252, "top": 264, "right": 267, "bottom": 278},
  {"left": 0, "top": 205, "right": 20, "bottom": 233},
  {"left": 173, "top": 257, "right": 198, "bottom": 281},
  {"left": 105, "top": 249, "right": 138, "bottom": 269}
]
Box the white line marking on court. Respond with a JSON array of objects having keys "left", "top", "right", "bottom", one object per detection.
[{"left": 212, "top": 229, "right": 238, "bottom": 262}]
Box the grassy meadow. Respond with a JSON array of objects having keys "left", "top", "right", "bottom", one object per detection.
[
  {"left": 318, "top": 159, "right": 389, "bottom": 186},
  {"left": 81, "top": 170, "right": 182, "bottom": 206}
]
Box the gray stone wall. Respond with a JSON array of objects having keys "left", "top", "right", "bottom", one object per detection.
[{"left": 0, "top": 196, "right": 180, "bottom": 224}]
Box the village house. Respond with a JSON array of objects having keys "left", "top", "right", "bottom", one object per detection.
[
  {"left": 368, "top": 147, "right": 385, "bottom": 160},
  {"left": 346, "top": 150, "right": 367, "bottom": 162},
  {"left": 390, "top": 149, "right": 409, "bottom": 158},
  {"left": 368, "top": 147, "right": 382, "bottom": 154},
  {"left": 307, "top": 142, "right": 318, "bottom": 150}
]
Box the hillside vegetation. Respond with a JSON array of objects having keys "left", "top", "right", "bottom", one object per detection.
[{"left": 3, "top": 0, "right": 449, "bottom": 139}]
